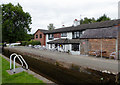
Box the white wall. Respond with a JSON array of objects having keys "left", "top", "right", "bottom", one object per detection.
[
  {"left": 67, "top": 32, "right": 72, "bottom": 39},
  {"left": 46, "top": 34, "right": 59, "bottom": 49}
]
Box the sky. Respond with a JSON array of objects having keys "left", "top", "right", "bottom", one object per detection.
[{"left": 0, "top": 0, "right": 119, "bottom": 34}]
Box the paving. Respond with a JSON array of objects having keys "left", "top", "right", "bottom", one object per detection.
[
  {"left": 7, "top": 67, "right": 25, "bottom": 75},
  {"left": 4, "top": 46, "right": 120, "bottom": 74}
]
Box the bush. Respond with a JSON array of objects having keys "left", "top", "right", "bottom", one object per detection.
[
  {"left": 31, "top": 40, "right": 41, "bottom": 45},
  {"left": 21, "top": 40, "right": 41, "bottom": 46},
  {"left": 21, "top": 41, "right": 28, "bottom": 46}
]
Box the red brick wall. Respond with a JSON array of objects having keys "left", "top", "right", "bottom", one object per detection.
[
  {"left": 118, "top": 26, "right": 120, "bottom": 59},
  {"left": 54, "top": 33, "right": 61, "bottom": 38},
  {"left": 34, "top": 30, "right": 46, "bottom": 46},
  {"left": 89, "top": 39, "right": 116, "bottom": 57}
]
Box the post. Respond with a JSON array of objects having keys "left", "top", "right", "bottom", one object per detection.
[
  {"left": 101, "top": 39, "right": 102, "bottom": 58},
  {"left": 13, "top": 56, "right": 17, "bottom": 73}
]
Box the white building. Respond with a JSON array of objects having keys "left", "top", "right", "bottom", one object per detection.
[{"left": 44, "top": 19, "right": 119, "bottom": 57}]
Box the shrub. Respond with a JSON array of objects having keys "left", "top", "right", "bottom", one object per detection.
[
  {"left": 21, "top": 40, "right": 41, "bottom": 46},
  {"left": 31, "top": 40, "right": 41, "bottom": 45},
  {"left": 21, "top": 41, "right": 27, "bottom": 46}
]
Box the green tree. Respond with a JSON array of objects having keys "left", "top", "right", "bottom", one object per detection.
[
  {"left": 2, "top": 3, "right": 32, "bottom": 43},
  {"left": 96, "top": 14, "right": 111, "bottom": 22},
  {"left": 0, "top": 5, "right": 2, "bottom": 43},
  {"left": 47, "top": 23, "right": 55, "bottom": 30},
  {"left": 25, "top": 34, "right": 34, "bottom": 41},
  {"left": 80, "top": 14, "right": 111, "bottom": 25},
  {"left": 80, "top": 17, "right": 96, "bottom": 24}
]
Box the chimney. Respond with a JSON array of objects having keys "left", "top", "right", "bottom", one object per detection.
[
  {"left": 73, "top": 19, "right": 80, "bottom": 26},
  {"left": 62, "top": 25, "right": 65, "bottom": 27}
]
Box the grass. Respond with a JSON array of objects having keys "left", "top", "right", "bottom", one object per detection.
[{"left": 1, "top": 56, "right": 45, "bottom": 84}]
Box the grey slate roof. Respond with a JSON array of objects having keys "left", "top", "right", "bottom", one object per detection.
[
  {"left": 38, "top": 29, "right": 48, "bottom": 33},
  {"left": 80, "top": 26, "right": 118, "bottom": 39},
  {"left": 34, "top": 29, "right": 48, "bottom": 35},
  {"left": 47, "top": 38, "right": 81, "bottom": 44},
  {"left": 47, "top": 26, "right": 118, "bottom": 44},
  {"left": 44, "top": 19, "right": 120, "bottom": 34}
]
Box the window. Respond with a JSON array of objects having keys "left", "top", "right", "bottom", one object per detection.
[
  {"left": 72, "top": 31, "right": 82, "bottom": 39},
  {"left": 48, "top": 34, "right": 54, "bottom": 40},
  {"left": 40, "top": 34, "right": 42, "bottom": 38},
  {"left": 61, "top": 33, "right": 67, "bottom": 37},
  {"left": 36, "top": 35, "right": 38, "bottom": 38},
  {"left": 50, "top": 44, "right": 52, "bottom": 48},
  {"left": 72, "top": 44, "right": 79, "bottom": 51}
]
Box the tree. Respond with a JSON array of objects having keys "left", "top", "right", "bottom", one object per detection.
[
  {"left": 47, "top": 23, "right": 55, "bottom": 30},
  {"left": 2, "top": 3, "right": 32, "bottom": 43},
  {"left": 0, "top": 6, "right": 2, "bottom": 43},
  {"left": 79, "top": 14, "right": 111, "bottom": 25},
  {"left": 80, "top": 17, "right": 96, "bottom": 24},
  {"left": 96, "top": 14, "right": 111, "bottom": 22}
]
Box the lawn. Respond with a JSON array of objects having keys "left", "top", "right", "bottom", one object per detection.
[{"left": 0, "top": 56, "right": 45, "bottom": 84}]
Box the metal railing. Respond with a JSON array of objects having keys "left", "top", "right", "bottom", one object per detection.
[{"left": 10, "top": 53, "right": 28, "bottom": 73}]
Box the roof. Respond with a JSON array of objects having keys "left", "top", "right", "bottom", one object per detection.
[
  {"left": 47, "top": 26, "right": 118, "bottom": 44},
  {"left": 47, "top": 38, "right": 81, "bottom": 44},
  {"left": 34, "top": 29, "right": 48, "bottom": 35},
  {"left": 80, "top": 26, "right": 118, "bottom": 39},
  {"left": 44, "top": 19, "right": 120, "bottom": 34}
]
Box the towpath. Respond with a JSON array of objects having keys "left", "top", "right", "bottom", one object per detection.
[{"left": 4, "top": 46, "right": 120, "bottom": 74}]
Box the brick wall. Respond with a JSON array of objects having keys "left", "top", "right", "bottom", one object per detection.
[
  {"left": 54, "top": 33, "right": 61, "bottom": 38},
  {"left": 88, "top": 39, "right": 116, "bottom": 57},
  {"left": 34, "top": 30, "right": 46, "bottom": 46}
]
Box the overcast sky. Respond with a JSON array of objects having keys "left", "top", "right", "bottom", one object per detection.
[{"left": 0, "top": 0, "right": 119, "bottom": 34}]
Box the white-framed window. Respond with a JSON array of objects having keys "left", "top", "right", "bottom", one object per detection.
[
  {"left": 50, "top": 44, "right": 52, "bottom": 48},
  {"left": 36, "top": 35, "right": 38, "bottom": 38},
  {"left": 40, "top": 34, "right": 42, "bottom": 38},
  {"left": 48, "top": 34, "right": 54, "bottom": 40},
  {"left": 61, "top": 33, "right": 67, "bottom": 37},
  {"left": 72, "top": 31, "right": 82, "bottom": 39}
]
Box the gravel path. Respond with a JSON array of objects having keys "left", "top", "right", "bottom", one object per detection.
[{"left": 5, "top": 46, "right": 120, "bottom": 74}]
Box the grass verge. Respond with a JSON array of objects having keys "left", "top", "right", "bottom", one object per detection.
[{"left": 1, "top": 56, "right": 45, "bottom": 84}]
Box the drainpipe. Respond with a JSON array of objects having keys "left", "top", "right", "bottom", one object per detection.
[
  {"left": 116, "top": 39, "right": 118, "bottom": 60},
  {"left": 101, "top": 39, "right": 102, "bottom": 58}
]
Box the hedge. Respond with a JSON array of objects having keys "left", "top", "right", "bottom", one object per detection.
[{"left": 21, "top": 40, "right": 41, "bottom": 46}]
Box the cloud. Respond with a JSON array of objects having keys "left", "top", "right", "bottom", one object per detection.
[{"left": 0, "top": 0, "right": 119, "bottom": 34}]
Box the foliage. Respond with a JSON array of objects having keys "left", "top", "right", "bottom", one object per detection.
[
  {"left": 1, "top": 56, "right": 44, "bottom": 84},
  {"left": 2, "top": 3, "right": 32, "bottom": 43},
  {"left": 0, "top": 5, "right": 2, "bottom": 43},
  {"left": 25, "top": 34, "right": 34, "bottom": 41},
  {"left": 47, "top": 23, "right": 55, "bottom": 30},
  {"left": 21, "top": 40, "right": 41, "bottom": 46},
  {"left": 80, "top": 14, "right": 111, "bottom": 24},
  {"left": 96, "top": 14, "right": 111, "bottom": 22}
]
